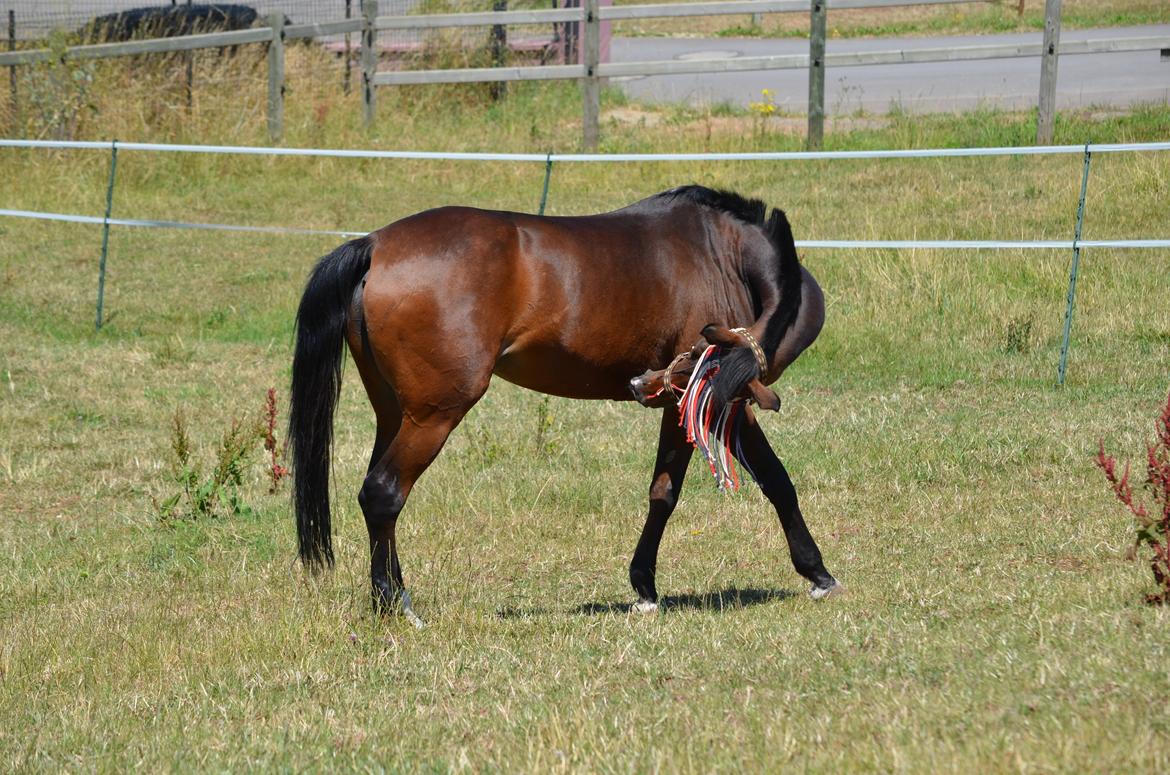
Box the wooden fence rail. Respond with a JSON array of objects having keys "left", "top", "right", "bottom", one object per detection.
[
  {"left": 2, "top": 1, "right": 1167, "bottom": 147},
  {"left": 0, "top": 26, "right": 274, "bottom": 65}
]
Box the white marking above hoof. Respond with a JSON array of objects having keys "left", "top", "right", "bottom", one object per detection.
[
  {"left": 809, "top": 581, "right": 844, "bottom": 600},
  {"left": 631, "top": 599, "right": 659, "bottom": 614},
  {"left": 401, "top": 590, "right": 425, "bottom": 629}
]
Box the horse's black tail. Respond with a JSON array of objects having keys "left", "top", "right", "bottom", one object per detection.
[{"left": 289, "top": 235, "right": 374, "bottom": 569}]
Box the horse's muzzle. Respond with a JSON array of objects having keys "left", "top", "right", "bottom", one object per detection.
[
  {"left": 629, "top": 369, "right": 675, "bottom": 408},
  {"left": 628, "top": 374, "right": 653, "bottom": 406}
]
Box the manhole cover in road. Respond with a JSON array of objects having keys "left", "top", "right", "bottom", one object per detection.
[{"left": 675, "top": 50, "right": 740, "bottom": 61}]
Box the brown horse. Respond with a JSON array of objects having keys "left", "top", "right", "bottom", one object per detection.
[{"left": 289, "top": 185, "right": 839, "bottom": 623}]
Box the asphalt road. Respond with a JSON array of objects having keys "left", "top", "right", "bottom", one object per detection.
[{"left": 611, "top": 25, "right": 1170, "bottom": 114}]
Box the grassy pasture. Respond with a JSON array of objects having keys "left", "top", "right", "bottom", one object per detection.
[{"left": 2, "top": 53, "right": 1170, "bottom": 771}]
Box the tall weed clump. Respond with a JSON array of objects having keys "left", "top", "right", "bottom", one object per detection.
[
  {"left": 1095, "top": 388, "right": 1170, "bottom": 604},
  {"left": 159, "top": 409, "right": 260, "bottom": 520},
  {"left": 157, "top": 388, "right": 288, "bottom": 521},
  {"left": 1, "top": 35, "right": 276, "bottom": 143},
  {"left": 14, "top": 31, "right": 97, "bottom": 140}
]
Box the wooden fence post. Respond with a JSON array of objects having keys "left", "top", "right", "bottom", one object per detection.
[
  {"left": 266, "top": 12, "right": 284, "bottom": 141},
  {"left": 582, "top": 0, "right": 600, "bottom": 151},
  {"left": 185, "top": 0, "right": 193, "bottom": 112},
  {"left": 344, "top": 0, "right": 352, "bottom": 95},
  {"left": 7, "top": 10, "right": 15, "bottom": 121},
  {"left": 1037, "top": 0, "right": 1061, "bottom": 144},
  {"left": 491, "top": 0, "right": 507, "bottom": 102},
  {"left": 362, "top": 0, "right": 378, "bottom": 128},
  {"left": 807, "top": 0, "right": 826, "bottom": 151}
]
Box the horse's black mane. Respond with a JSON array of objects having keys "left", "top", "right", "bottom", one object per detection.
[
  {"left": 657, "top": 185, "right": 795, "bottom": 266},
  {"left": 659, "top": 185, "right": 768, "bottom": 228}
]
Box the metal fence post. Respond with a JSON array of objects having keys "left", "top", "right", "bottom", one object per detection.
[
  {"left": 96, "top": 140, "right": 119, "bottom": 331},
  {"left": 808, "top": 0, "right": 827, "bottom": 151},
  {"left": 538, "top": 153, "right": 553, "bottom": 215},
  {"left": 266, "top": 12, "right": 284, "bottom": 142},
  {"left": 1057, "top": 142, "right": 1092, "bottom": 385},
  {"left": 362, "top": 0, "right": 378, "bottom": 128},
  {"left": 1037, "top": 0, "right": 1061, "bottom": 144},
  {"left": 582, "top": 0, "right": 600, "bottom": 151}
]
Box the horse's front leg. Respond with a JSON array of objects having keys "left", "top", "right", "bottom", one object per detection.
[
  {"left": 734, "top": 407, "right": 841, "bottom": 598},
  {"left": 629, "top": 405, "right": 694, "bottom": 612}
]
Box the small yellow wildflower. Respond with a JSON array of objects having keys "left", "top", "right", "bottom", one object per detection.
[{"left": 748, "top": 88, "right": 777, "bottom": 117}]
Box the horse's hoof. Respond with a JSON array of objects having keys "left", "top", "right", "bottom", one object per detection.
[
  {"left": 631, "top": 599, "right": 659, "bottom": 614},
  {"left": 376, "top": 588, "right": 426, "bottom": 628},
  {"left": 809, "top": 581, "right": 844, "bottom": 600},
  {"left": 402, "top": 590, "right": 425, "bottom": 629}
]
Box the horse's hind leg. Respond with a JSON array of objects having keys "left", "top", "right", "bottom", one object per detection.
[
  {"left": 348, "top": 303, "right": 488, "bottom": 625},
  {"left": 733, "top": 408, "right": 840, "bottom": 598},
  {"left": 629, "top": 406, "right": 694, "bottom": 612},
  {"left": 354, "top": 381, "right": 413, "bottom": 620},
  {"left": 359, "top": 407, "right": 472, "bottom": 626}
]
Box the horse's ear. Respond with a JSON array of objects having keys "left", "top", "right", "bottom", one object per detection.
[
  {"left": 701, "top": 324, "right": 740, "bottom": 348},
  {"left": 747, "top": 379, "right": 781, "bottom": 411}
]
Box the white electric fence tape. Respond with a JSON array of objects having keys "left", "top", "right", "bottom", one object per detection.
[
  {"left": 2, "top": 138, "right": 1169, "bottom": 249},
  {"left": 3, "top": 138, "right": 1170, "bottom": 160}
]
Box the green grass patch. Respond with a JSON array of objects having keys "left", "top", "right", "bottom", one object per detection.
[{"left": 1, "top": 47, "right": 1169, "bottom": 772}]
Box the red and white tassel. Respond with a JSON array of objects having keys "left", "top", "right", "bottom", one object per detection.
[{"left": 677, "top": 345, "right": 749, "bottom": 492}]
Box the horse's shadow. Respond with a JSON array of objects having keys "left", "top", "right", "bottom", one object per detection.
[
  {"left": 496, "top": 587, "right": 798, "bottom": 619},
  {"left": 578, "top": 587, "right": 799, "bottom": 615}
]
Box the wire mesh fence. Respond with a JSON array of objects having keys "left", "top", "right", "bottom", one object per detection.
[
  {"left": 1, "top": 1, "right": 563, "bottom": 47},
  {"left": 3, "top": 2, "right": 369, "bottom": 40}
]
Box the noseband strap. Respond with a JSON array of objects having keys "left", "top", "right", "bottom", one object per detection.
[{"left": 730, "top": 327, "right": 768, "bottom": 377}]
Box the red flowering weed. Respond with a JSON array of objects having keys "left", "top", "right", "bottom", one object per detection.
[{"left": 1095, "top": 389, "right": 1170, "bottom": 604}]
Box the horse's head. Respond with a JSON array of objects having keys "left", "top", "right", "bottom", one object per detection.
[
  {"left": 628, "top": 342, "right": 704, "bottom": 407},
  {"left": 628, "top": 325, "right": 781, "bottom": 411}
]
